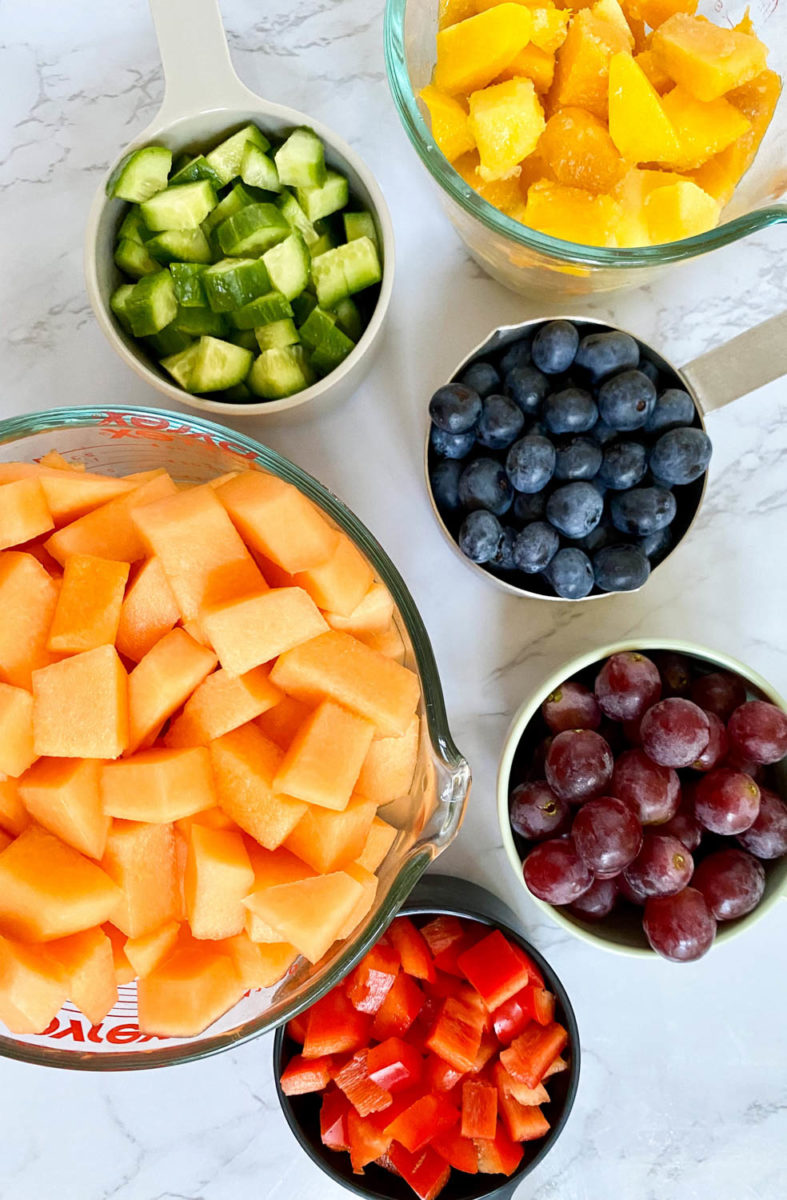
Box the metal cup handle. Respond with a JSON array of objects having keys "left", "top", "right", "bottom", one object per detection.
[{"left": 681, "top": 310, "right": 787, "bottom": 416}]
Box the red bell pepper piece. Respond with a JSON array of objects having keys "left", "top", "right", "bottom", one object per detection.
[
  {"left": 471, "top": 1030, "right": 499, "bottom": 1075},
  {"left": 509, "top": 942, "right": 545, "bottom": 988},
  {"left": 429, "top": 971, "right": 465, "bottom": 1000},
  {"left": 285, "top": 1012, "right": 308, "bottom": 1044},
  {"left": 492, "top": 1060, "right": 549, "bottom": 1106},
  {"left": 475, "top": 1121, "right": 525, "bottom": 1175},
  {"left": 457, "top": 929, "right": 531, "bottom": 1011},
  {"left": 345, "top": 942, "right": 400, "bottom": 1014},
  {"left": 544, "top": 1054, "right": 569, "bottom": 1078},
  {"left": 499, "top": 1089, "right": 551, "bottom": 1142},
  {"left": 279, "top": 1052, "right": 333, "bottom": 1096},
  {"left": 420, "top": 914, "right": 465, "bottom": 959},
  {"left": 527, "top": 985, "right": 556, "bottom": 1027},
  {"left": 424, "top": 1051, "right": 465, "bottom": 1094},
  {"left": 389, "top": 916, "right": 436, "bottom": 983},
  {"left": 388, "top": 1143, "right": 451, "bottom": 1200},
  {"left": 320, "top": 1089, "right": 351, "bottom": 1151},
  {"left": 431, "top": 929, "right": 481, "bottom": 978},
  {"left": 334, "top": 1049, "right": 393, "bottom": 1116},
  {"left": 367, "top": 1036, "right": 424, "bottom": 1094},
  {"left": 461, "top": 1079, "right": 498, "bottom": 1140},
  {"left": 347, "top": 1108, "right": 391, "bottom": 1173},
  {"left": 371, "top": 971, "right": 424, "bottom": 1040},
  {"left": 425, "top": 996, "right": 484, "bottom": 1073},
  {"left": 431, "top": 1125, "right": 478, "bottom": 1174},
  {"left": 491, "top": 990, "right": 531, "bottom": 1047},
  {"left": 384, "top": 1092, "right": 459, "bottom": 1154},
  {"left": 303, "top": 987, "right": 371, "bottom": 1058},
  {"left": 500, "top": 1021, "right": 569, "bottom": 1089}
]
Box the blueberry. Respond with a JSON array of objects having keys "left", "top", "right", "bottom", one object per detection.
[
  {"left": 513, "top": 490, "right": 547, "bottom": 522},
  {"left": 590, "top": 419, "right": 617, "bottom": 446},
  {"left": 554, "top": 436, "right": 602, "bottom": 481},
  {"left": 499, "top": 337, "right": 532, "bottom": 375},
  {"left": 593, "top": 544, "right": 651, "bottom": 593},
  {"left": 543, "top": 388, "right": 598, "bottom": 435},
  {"left": 492, "top": 526, "right": 517, "bottom": 570},
  {"left": 476, "top": 393, "right": 525, "bottom": 450},
  {"left": 506, "top": 435, "right": 556, "bottom": 494},
  {"left": 458, "top": 457, "right": 514, "bottom": 515},
  {"left": 545, "top": 547, "right": 594, "bottom": 599},
  {"left": 458, "top": 510, "right": 503, "bottom": 564},
  {"left": 513, "top": 522, "right": 560, "bottom": 573},
  {"left": 460, "top": 360, "right": 501, "bottom": 398},
  {"left": 639, "top": 526, "right": 673, "bottom": 563},
  {"left": 430, "top": 458, "right": 463, "bottom": 514},
  {"left": 531, "top": 320, "right": 579, "bottom": 375},
  {"left": 430, "top": 426, "right": 475, "bottom": 459},
  {"left": 598, "top": 370, "right": 657, "bottom": 431},
  {"left": 429, "top": 382, "right": 483, "bottom": 434},
  {"left": 598, "top": 440, "right": 648, "bottom": 490},
  {"left": 505, "top": 365, "right": 549, "bottom": 415},
  {"left": 574, "top": 331, "right": 639, "bottom": 382},
  {"left": 577, "top": 523, "right": 618, "bottom": 555},
  {"left": 546, "top": 481, "right": 604, "bottom": 538},
  {"left": 645, "top": 388, "right": 695, "bottom": 434},
  {"left": 610, "top": 486, "right": 677, "bottom": 535},
  {"left": 649, "top": 426, "right": 712, "bottom": 485}
]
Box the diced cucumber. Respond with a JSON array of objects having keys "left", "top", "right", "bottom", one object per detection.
[
  {"left": 229, "top": 328, "right": 259, "bottom": 351},
  {"left": 202, "top": 257, "right": 271, "bottom": 312},
  {"left": 310, "top": 248, "right": 349, "bottom": 308},
  {"left": 221, "top": 382, "right": 253, "bottom": 403},
  {"left": 299, "top": 306, "right": 337, "bottom": 350},
  {"left": 248, "top": 345, "right": 314, "bottom": 399},
  {"left": 170, "top": 262, "right": 208, "bottom": 307},
  {"left": 118, "top": 206, "right": 151, "bottom": 245},
  {"left": 114, "top": 238, "right": 161, "bottom": 279},
  {"left": 126, "top": 271, "right": 178, "bottom": 337},
  {"left": 172, "top": 306, "right": 228, "bottom": 337},
  {"left": 217, "top": 203, "right": 290, "bottom": 256},
  {"left": 205, "top": 125, "right": 270, "bottom": 186},
  {"left": 292, "top": 292, "right": 318, "bottom": 325},
  {"left": 311, "top": 236, "right": 381, "bottom": 307},
  {"left": 110, "top": 284, "right": 136, "bottom": 332},
  {"left": 162, "top": 342, "right": 201, "bottom": 388},
  {"left": 262, "top": 231, "right": 310, "bottom": 300},
  {"left": 188, "top": 336, "right": 253, "bottom": 393},
  {"left": 141, "top": 180, "right": 218, "bottom": 231},
  {"left": 169, "top": 155, "right": 224, "bottom": 188},
  {"left": 201, "top": 183, "right": 256, "bottom": 238},
  {"left": 297, "top": 171, "right": 349, "bottom": 223},
  {"left": 274, "top": 128, "right": 326, "bottom": 189},
  {"left": 107, "top": 146, "right": 172, "bottom": 202},
  {"left": 309, "top": 232, "right": 335, "bottom": 259},
  {"left": 240, "top": 143, "right": 281, "bottom": 193},
  {"left": 333, "top": 296, "right": 363, "bottom": 342},
  {"left": 344, "top": 211, "right": 378, "bottom": 247},
  {"left": 311, "top": 324, "right": 355, "bottom": 374},
  {"left": 229, "top": 291, "right": 293, "bottom": 330},
  {"left": 277, "top": 190, "right": 320, "bottom": 246},
  {"left": 147, "top": 227, "right": 212, "bottom": 265},
  {"left": 172, "top": 152, "right": 191, "bottom": 174},
  {"left": 255, "top": 318, "right": 300, "bottom": 351},
  {"left": 146, "top": 326, "right": 194, "bottom": 357}
]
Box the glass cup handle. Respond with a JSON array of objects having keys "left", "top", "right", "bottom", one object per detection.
[{"left": 681, "top": 310, "right": 787, "bottom": 416}]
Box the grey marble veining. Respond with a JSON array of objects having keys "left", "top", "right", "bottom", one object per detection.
[{"left": 1, "top": 1, "right": 786, "bottom": 1197}]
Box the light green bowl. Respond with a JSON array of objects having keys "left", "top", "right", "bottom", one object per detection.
[{"left": 497, "top": 639, "right": 787, "bottom": 958}]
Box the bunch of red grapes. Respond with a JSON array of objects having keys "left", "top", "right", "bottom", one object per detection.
[{"left": 509, "top": 650, "right": 787, "bottom": 962}]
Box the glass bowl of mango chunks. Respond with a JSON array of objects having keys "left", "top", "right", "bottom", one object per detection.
[{"left": 385, "top": 0, "right": 785, "bottom": 294}]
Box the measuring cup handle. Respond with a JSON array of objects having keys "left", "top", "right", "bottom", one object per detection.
[
  {"left": 681, "top": 311, "right": 787, "bottom": 416},
  {"left": 148, "top": 0, "right": 256, "bottom": 125}
]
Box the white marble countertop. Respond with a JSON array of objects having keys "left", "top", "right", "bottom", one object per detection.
[{"left": 1, "top": 1, "right": 786, "bottom": 1197}]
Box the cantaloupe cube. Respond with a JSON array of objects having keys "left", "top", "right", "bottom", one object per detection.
[
  {"left": 687, "top": 68, "right": 781, "bottom": 205},
  {"left": 292, "top": 535, "right": 375, "bottom": 618},
  {"left": 0, "top": 684, "right": 35, "bottom": 778},
  {"left": 644, "top": 179, "right": 720, "bottom": 242},
  {"left": 634, "top": 50, "right": 673, "bottom": 95},
  {"left": 101, "top": 820, "right": 179, "bottom": 938},
  {"left": 523, "top": 178, "right": 621, "bottom": 244},
  {"left": 273, "top": 701, "right": 375, "bottom": 812},
  {"left": 174, "top": 829, "right": 188, "bottom": 921},
  {"left": 255, "top": 696, "right": 313, "bottom": 750},
  {"left": 31, "top": 451, "right": 83, "bottom": 471},
  {"left": 285, "top": 793, "right": 377, "bottom": 874},
  {"left": 0, "top": 778, "right": 28, "bottom": 836},
  {"left": 0, "top": 478, "right": 54, "bottom": 550},
  {"left": 18, "top": 757, "right": 108, "bottom": 859},
  {"left": 539, "top": 107, "right": 625, "bottom": 192},
  {"left": 359, "top": 624, "right": 406, "bottom": 663},
  {"left": 132, "top": 485, "right": 265, "bottom": 622},
  {"left": 20, "top": 538, "right": 63, "bottom": 579},
  {"left": 549, "top": 10, "right": 632, "bottom": 119},
  {"left": 495, "top": 44, "right": 555, "bottom": 92},
  {"left": 531, "top": 5, "right": 570, "bottom": 54},
  {"left": 45, "top": 471, "right": 177, "bottom": 566},
  {"left": 46, "top": 554, "right": 129, "bottom": 655},
  {"left": 468, "top": 77, "right": 546, "bottom": 182},
  {"left": 356, "top": 816, "right": 398, "bottom": 873},
  {"left": 0, "top": 829, "right": 11, "bottom": 853},
  {"left": 357, "top": 713, "right": 420, "bottom": 806},
  {"left": 217, "top": 471, "right": 339, "bottom": 574},
  {"left": 608, "top": 53, "right": 681, "bottom": 163},
  {"left": 209, "top": 723, "right": 306, "bottom": 849},
  {"left": 137, "top": 938, "right": 243, "bottom": 1037},
  {"left": 115, "top": 557, "right": 180, "bottom": 663},
  {"left": 220, "top": 933, "right": 298, "bottom": 990},
  {"left": 420, "top": 85, "right": 476, "bottom": 163},
  {"left": 185, "top": 825, "right": 254, "bottom": 940},
  {"left": 270, "top": 630, "right": 420, "bottom": 738},
  {"left": 0, "top": 463, "right": 134, "bottom": 525},
  {"left": 0, "top": 551, "right": 59, "bottom": 688},
  {"left": 435, "top": 5, "right": 534, "bottom": 94},
  {"left": 201, "top": 587, "right": 328, "bottom": 677},
  {"left": 0, "top": 825, "right": 121, "bottom": 942},
  {"left": 102, "top": 922, "right": 136, "bottom": 984},
  {"left": 165, "top": 666, "right": 282, "bottom": 749},
  {"left": 101, "top": 747, "right": 216, "bottom": 823},
  {"left": 244, "top": 843, "right": 315, "bottom": 942},
  {"left": 127, "top": 628, "right": 216, "bottom": 753},
  {"left": 125, "top": 920, "right": 181, "bottom": 978},
  {"left": 32, "top": 645, "right": 129, "bottom": 759},
  {"left": 651, "top": 14, "right": 768, "bottom": 103},
  {"left": 336, "top": 862, "right": 379, "bottom": 942},
  {"left": 176, "top": 807, "right": 240, "bottom": 836},
  {"left": 325, "top": 582, "right": 395, "bottom": 638},
  {"left": 658, "top": 85, "right": 751, "bottom": 169},
  {"left": 242, "top": 871, "right": 364, "bottom": 963},
  {"left": 50, "top": 926, "right": 117, "bottom": 1026},
  {"left": 0, "top": 936, "right": 67, "bottom": 1034}
]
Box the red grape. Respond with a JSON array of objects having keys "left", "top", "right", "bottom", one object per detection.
[
  {"left": 656, "top": 651, "right": 692, "bottom": 697},
  {"left": 595, "top": 652, "right": 661, "bottom": 721},
  {"left": 523, "top": 837, "right": 594, "bottom": 904},
  {"left": 691, "top": 711, "right": 728, "bottom": 771},
  {"left": 640, "top": 698, "right": 710, "bottom": 768},
  {"left": 541, "top": 681, "right": 601, "bottom": 734},
  {"left": 509, "top": 780, "right": 570, "bottom": 841},
  {"left": 724, "top": 748, "right": 764, "bottom": 781},
  {"left": 623, "top": 832, "right": 693, "bottom": 899},
  {"left": 622, "top": 716, "right": 643, "bottom": 746},
  {"left": 572, "top": 796, "right": 643, "bottom": 878},
  {"left": 692, "top": 849, "right": 765, "bottom": 920},
  {"left": 659, "top": 793, "right": 703, "bottom": 852},
  {"left": 643, "top": 888, "right": 716, "bottom": 961},
  {"left": 618, "top": 873, "right": 646, "bottom": 906},
  {"left": 694, "top": 768, "right": 760, "bottom": 836},
  {"left": 690, "top": 671, "right": 746, "bottom": 722},
  {"left": 737, "top": 787, "right": 787, "bottom": 859},
  {"left": 727, "top": 700, "right": 787, "bottom": 765},
  {"left": 568, "top": 875, "right": 619, "bottom": 921},
  {"left": 611, "top": 748, "right": 680, "bottom": 825},
  {"left": 545, "top": 729, "right": 614, "bottom": 804}
]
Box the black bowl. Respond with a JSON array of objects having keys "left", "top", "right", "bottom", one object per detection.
[{"left": 273, "top": 874, "right": 580, "bottom": 1200}]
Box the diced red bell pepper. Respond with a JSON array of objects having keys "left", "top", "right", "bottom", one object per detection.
[
  {"left": 544, "top": 1054, "right": 569, "bottom": 1078},
  {"left": 491, "top": 990, "right": 531, "bottom": 1047},
  {"left": 345, "top": 942, "right": 400, "bottom": 1014},
  {"left": 348, "top": 1108, "right": 391, "bottom": 1173},
  {"left": 461, "top": 1079, "right": 498, "bottom": 1140},
  {"left": 499, "top": 1089, "right": 551, "bottom": 1143},
  {"left": 420, "top": 915, "right": 465, "bottom": 959},
  {"left": 280, "top": 1053, "right": 333, "bottom": 1096},
  {"left": 475, "top": 1121, "right": 525, "bottom": 1176},
  {"left": 424, "top": 1051, "right": 465, "bottom": 1094},
  {"left": 429, "top": 971, "right": 465, "bottom": 1000},
  {"left": 509, "top": 942, "right": 545, "bottom": 988},
  {"left": 471, "top": 1030, "right": 499, "bottom": 1075},
  {"left": 459, "top": 986, "right": 493, "bottom": 1032},
  {"left": 334, "top": 1049, "right": 393, "bottom": 1116},
  {"left": 431, "top": 1126, "right": 478, "bottom": 1174},
  {"left": 375, "top": 1148, "right": 399, "bottom": 1174},
  {"left": 320, "top": 1089, "right": 351, "bottom": 1151},
  {"left": 425, "top": 996, "right": 484, "bottom": 1073},
  {"left": 384, "top": 1092, "right": 460, "bottom": 1154},
  {"left": 371, "top": 971, "right": 424, "bottom": 1040},
  {"left": 367, "top": 1036, "right": 424, "bottom": 1094},
  {"left": 285, "top": 1012, "right": 308, "bottom": 1044},
  {"left": 457, "top": 929, "right": 531, "bottom": 1012},
  {"left": 303, "top": 987, "right": 371, "bottom": 1058},
  {"left": 527, "top": 985, "right": 556, "bottom": 1027},
  {"left": 500, "top": 1021, "right": 569, "bottom": 1089},
  {"left": 431, "top": 929, "right": 481, "bottom": 978},
  {"left": 389, "top": 916, "right": 436, "bottom": 983},
  {"left": 492, "top": 1060, "right": 549, "bottom": 1106},
  {"left": 388, "top": 1143, "right": 451, "bottom": 1200}
]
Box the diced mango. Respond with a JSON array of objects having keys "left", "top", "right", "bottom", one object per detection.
[
  {"left": 125, "top": 920, "right": 181, "bottom": 978},
  {"left": 608, "top": 52, "right": 680, "bottom": 163},
  {"left": 441, "top": 0, "right": 477, "bottom": 26},
  {"left": 628, "top": 0, "right": 696, "bottom": 27},
  {"left": 126, "top": 628, "right": 216, "bottom": 753},
  {"left": 651, "top": 14, "right": 768, "bottom": 102},
  {"left": 165, "top": 666, "right": 282, "bottom": 747},
  {"left": 185, "top": 825, "right": 254, "bottom": 940},
  {"left": 217, "top": 471, "right": 339, "bottom": 575},
  {"left": 687, "top": 68, "right": 782, "bottom": 205},
  {"left": 32, "top": 645, "right": 129, "bottom": 759},
  {"left": 356, "top": 816, "right": 398, "bottom": 873},
  {"left": 273, "top": 700, "right": 375, "bottom": 811},
  {"left": 454, "top": 151, "right": 529, "bottom": 213},
  {"left": 0, "top": 684, "right": 35, "bottom": 778},
  {"left": 435, "top": 5, "right": 534, "bottom": 95},
  {"left": 45, "top": 472, "right": 177, "bottom": 566},
  {"left": 357, "top": 713, "right": 421, "bottom": 806},
  {"left": 0, "top": 936, "right": 67, "bottom": 1034},
  {"left": 51, "top": 926, "right": 117, "bottom": 1026},
  {"left": 255, "top": 695, "right": 313, "bottom": 750},
  {"left": 420, "top": 85, "right": 477, "bottom": 162},
  {"left": 101, "top": 747, "right": 216, "bottom": 823},
  {"left": 469, "top": 77, "right": 546, "bottom": 181},
  {"left": 524, "top": 178, "right": 621, "bottom": 243},
  {"left": 325, "top": 582, "right": 395, "bottom": 638},
  {"left": 137, "top": 937, "right": 243, "bottom": 1037},
  {"left": 495, "top": 44, "right": 555, "bottom": 91},
  {"left": 549, "top": 10, "right": 632, "bottom": 119},
  {"left": 613, "top": 165, "right": 690, "bottom": 243},
  {"left": 0, "top": 478, "right": 54, "bottom": 550},
  {"left": 201, "top": 586, "right": 328, "bottom": 676},
  {"left": 0, "top": 552, "right": 59, "bottom": 689},
  {"left": 591, "top": 0, "right": 632, "bottom": 48},
  {"left": 635, "top": 49, "right": 673, "bottom": 94},
  {"left": 115, "top": 557, "right": 180, "bottom": 663},
  {"left": 18, "top": 757, "right": 108, "bottom": 860},
  {"left": 101, "top": 820, "right": 180, "bottom": 939},
  {"left": 284, "top": 793, "right": 377, "bottom": 874},
  {"left": 242, "top": 871, "right": 364, "bottom": 964},
  {"left": 644, "top": 179, "right": 720, "bottom": 242},
  {"left": 539, "top": 106, "right": 625, "bottom": 191},
  {"left": 47, "top": 554, "right": 129, "bottom": 655},
  {"left": 209, "top": 723, "right": 307, "bottom": 850},
  {"left": 530, "top": 7, "right": 570, "bottom": 54},
  {"left": 658, "top": 86, "right": 751, "bottom": 168}
]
